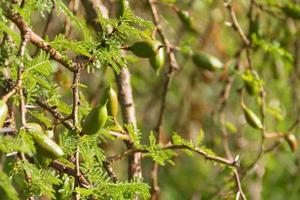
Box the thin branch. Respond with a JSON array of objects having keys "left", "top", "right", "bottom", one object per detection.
[
  {"left": 108, "top": 144, "right": 234, "bottom": 166},
  {"left": 50, "top": 160, "right": 90, "bottom": 188},
  {"left": 16, "top": 30, "right": 35, "bottom": 200},
  {"left": 147, "top": 0, "right": 179, "bottom": 199},
  {"left": 224, "top": 0, "right": 250, "bottom": 47},
  {"left": 4, "top": 7, "right": 75, "bottom": 71},
  {"left": 233, "top": 169, "right": 247, "bottom": 200}
]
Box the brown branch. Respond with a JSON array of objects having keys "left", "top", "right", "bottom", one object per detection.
[
  {"left": 103, "top": 161, "right": 118, "bottom": 183},
  {"left": 147, "top": 0, "right": 179, "bottom": 199},
  {"left": 71, "top": 61, "right": 82, "bottom": 200},
  {"left": 233, "top": 169, "right": 247, "bottom": 200},
  {"left": 50, "top": 160, "right": 90, "bottom": 188},
  {"left": 115, "top": 68, "right": 142, "bottom": 180},
  {"left": 4, "top": 7, "right": 75, "bottom": 72},
  {"left": 35, "top": 98, "right": 74, "bottom": 130},
  {"left": 224, "top": 0, "right": 250, "bottom": 47},
  {"left": 108, "top": 144, "right": 234, "bottom": 166},
  {"left": 15, "top": 30, "right": 35, "bottom": 200}
]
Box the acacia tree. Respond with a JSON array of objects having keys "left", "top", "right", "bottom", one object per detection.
[{"left": 0, "top": 0, "right": 300, "bottom": 199}]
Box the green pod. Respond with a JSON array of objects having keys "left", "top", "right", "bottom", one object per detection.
[
  {"left": 116, "top": 0, "right": 130, "bottom": 18},
  {"left": 0, "top": 100, "right": 8, "bottom": 128},
  {"left": 31, "top": 131, "right": 64, "bottom": 159},
  {"left": 128, "top": 40, "right": 161, "bottom": 58},
  {"left": 242, "top": 103, "right": 263, "bottom": 130},
  {"left": 82, "top": 103, "right": 108, "bottom": 135},
  {"left": 286, "top": 134, "right": 298, "bottom": 152},
  {"left": 282, "top": 4, "right": 300, "bottom": 20},
  {"left": 102, "top": 86, "right": 119, "bottom": 119},
  {"left": 149, "top": 46, "right": 165, "bottom": 74},
  {"left": 192, "top": 52, "right": 223, "bottom": 71},
  {"left": 177, "top": 10, "right": 193, "bottom": 28}
]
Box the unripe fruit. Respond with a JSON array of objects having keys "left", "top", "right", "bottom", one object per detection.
[
  {"left": 192, "top": 52, "right": 223, "bottom": 71},
  {"left": 149, "top": 46, "right": 165, "bottom": 74},
  {"left": 128, "top": 40, "right": 162, "bottom": 58},
  {"left": 241, "top": 103, "right": 263, "bottom": 130},
  {"left": 81, "top": 103, "right": 108, "bottom": 135},
  {"left": 116, "top": 0, "right": 129, "bottom": 18},
  {"left": 27, "top": 124, "right": 64, "bottom": 159},
  {"left": 285, "top": 134, "right": 298, "bottom": 152},
  {"left": 102, "top": 86, "right": 119, "bottom": 119},
  {"left": 177, "top": 10, "right": 193, "bottom": 28},
  {"left": 0, "top": 100, "right": 8, "bottom": 128}
]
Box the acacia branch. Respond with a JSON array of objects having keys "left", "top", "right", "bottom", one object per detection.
[
  {"left": 50, "top": 160, "right": 90, "bottom": 188},
  {"left": 4, "top": 7, "right": 75, "bottom": 71},
  {"left": 147, "top": 0, "right": 179, "bottom": 199}
]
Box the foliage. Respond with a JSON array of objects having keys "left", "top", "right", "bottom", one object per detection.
[{"left": 0, "top": 0, "right": 300, "bottom": 200}]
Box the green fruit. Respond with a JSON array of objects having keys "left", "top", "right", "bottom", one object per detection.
[
  {"left": 192, "top": 52, "right": 223, "bottom": 71},
  {"left": 31, "top": 131, "right": 64, "bottom": 159},
  {"left": 128, "top": 40, "right": 161, "bottom": 58},
  {"left": 286, "top": 134, "right": 298, "bottom": 152},
  {"left": 0, "top": 100, "right": 8, "bottom": 128},
  {"left": 242, "top": 103, "right": 263, "bottom": 130},
  {"left": 117, "top": 0, "right": 130, "bottom": 18},
  {"left": 102, "top": 86, "right": 119, "bottom": 119},
  {"left": 149, "top": 46, "right": 165, "bottom": 74},
  {"left": 282, "top": 4, "right": 300, "bottom": 20},
  {"left": 82, "top": 103, "right": 108, "bottom": 135},
  {"left": 177, "top": 10, "right": 193, "bottom": 28}
]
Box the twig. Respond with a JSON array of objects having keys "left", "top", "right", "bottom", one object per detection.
[
  {"left": 224, "top": 0, "right": 250, "bottom": 47},
  {"left": 147, "top": 0, "right": 180, "bottom": 199},
  {"left": 4, "top": 7, "right": 75, "bottom": 71},
  {"left": 50, "top": 160, "right": 90, "bottom": 188},
  {"left": 71, "top": 61, "right": 82, "bottom": 200},
  {"left": 108, "top": 144, "right": 234, "bottom": 166},
  {"left": 103, "top": 161, "right": 118, "bottom": 183},
  {"left": 15, "top": 30, "right": 35, "bottom": 200},
  {"left": 233, "top": 169, "right": 247, "bottom": 200}
]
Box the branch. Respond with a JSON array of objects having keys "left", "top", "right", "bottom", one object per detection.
[
  {"left": 50, "top": 160, "right": 90, "bottom": 188},
  {"left": 224, "top": 0, "right": 250, "bottom": 47},
  {"left": 115, "top": 68, "right": 142, "bottom": 180},
  {"left": 147, "top": 0, "right": 180, "bottom": 198},
  {"left": 4, "top": 7, "right": 75, "bottom": 72}
]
